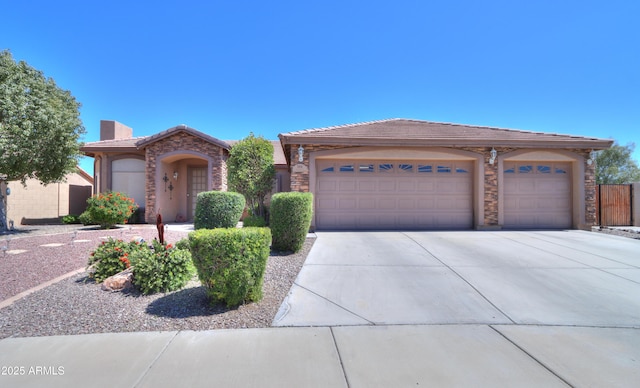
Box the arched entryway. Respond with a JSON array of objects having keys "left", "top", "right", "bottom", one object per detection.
[{"left": 156, "top": 151, "right": 212, "bottom": 222}]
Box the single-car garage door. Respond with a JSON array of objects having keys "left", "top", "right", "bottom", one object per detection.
[
  {"left": 503, "top": 162, "right": 572, "bottom": 228},
  {"left": 315, "top": 159, "right": 473, "bottom": 230}
]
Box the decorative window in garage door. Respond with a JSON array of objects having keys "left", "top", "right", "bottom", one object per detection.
[
  {"left": 504, "top": 163, "right": 569, "bottom": 176},
  {"left": 319, "top": 161, "right": 470, "bottom": 175}
]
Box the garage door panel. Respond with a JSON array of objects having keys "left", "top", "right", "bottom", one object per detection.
[
  {"left": 358, "top": 180, "right": 376, "bottom": 191},
  {"left": 378, "top": 198, "right": 396, "bottom": 210},
  {"left": 378, "top": 180, "right": 396, "bottom": 191},
  {"left": 338, "top": 198, "right": 357, "bottom": 210},
  {"left": 397, "top": 180, "right": 416, "bottom": 192},
  {"left": 504, "top": 162, "right": 571, "bottom": 229},
  {"left": 318, "top": 198, "right": 337, "bottom": 210},
  {"left": 398, "top": 199, "right": 415, "bottom": 210},
  {"left": 317, "top": 159, "right": 473, "bottom": 230},
  {"left": 318, "top": 180, "right": 337, "bottom": 192},
  {"left": 417, "top": 181, "right": 436, "bottom": 192},
  {"left": 417, "top": 198, "right": 436, "bottom": 210},
  {"left": 339, "top": 181, "right": 356, "bottom": 191},
  {"left": 358, "top": 198, "right": 376, "bottom": 209}
]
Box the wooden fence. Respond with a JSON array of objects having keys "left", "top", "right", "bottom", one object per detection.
[{"left": 596, "top": 184, "right": 633, "bottom": 226}]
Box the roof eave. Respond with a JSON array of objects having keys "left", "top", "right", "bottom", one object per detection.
[
  {"left": 80, "top": 146, "right": 140, "bottom": 155},
  {"left": 279, "top": 136, "right": 614, "bottom": 150}
]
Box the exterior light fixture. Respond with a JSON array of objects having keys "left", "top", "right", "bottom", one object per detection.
[
  {"left": 162, "top": 173, "right": 169, "bottom": 192},
  {"left": 298, "top": 145, "right": 304, "bottom": 163},
  {"left": 587, "top": 150, "right": 595, "bottom": 165},
  {"left": 489, "top": 147, "right": 497, "bottom": 165},
  {"left": 173, "top": 171, "right": 179, "bottom": 180}
]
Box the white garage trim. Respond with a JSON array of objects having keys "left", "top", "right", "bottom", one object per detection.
[
  {"left": 310, "top": 147, "right": 484, "bottom": 230},
  {"left": 498, "top": 149, "right": 586, "bottom": 229}
]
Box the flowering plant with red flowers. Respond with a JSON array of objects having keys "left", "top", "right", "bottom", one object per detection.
[
  {"left": 86, "top": 238, "right": 145, "bottom": 282},
  {"left": 83, "top": 192, "right": 138, "bottom": 229}
]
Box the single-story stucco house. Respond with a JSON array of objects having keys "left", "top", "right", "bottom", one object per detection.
[{"left": 81, "top": 118, "right": 612, "bottom": 230}]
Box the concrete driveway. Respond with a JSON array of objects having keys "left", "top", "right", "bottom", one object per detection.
[
  {"left": 270, "top": 231, "right": 640, "bottom": 386},
  {"left": 274, "top": 230, "right": 640, "bottom": 327}
]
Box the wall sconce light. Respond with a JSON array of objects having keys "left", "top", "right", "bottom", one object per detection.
[
  {"left": 162, "top": 173, "right": 169, "bottom": 192},
  {"left": 298, "top": 145, "right": 304, "bottom": 163},
  {"left": 587, "top": 150, "right": 595, "bottom": 165},
  {"left": 489, "top": 147, "right": 498, "bottom": 165},
  {"left": 173, "top": 171, "right": 179, "bottom": 180}
]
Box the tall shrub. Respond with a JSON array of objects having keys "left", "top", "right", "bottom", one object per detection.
[
  {"left": 188, "top": 227, "right": 272, "bottom": 307},
  {"left": 270, "top": 192, "right": 313, "bottom": 252},
  {"left": 194, "top": 191, "right": 245, "bottom": 229},
  {"left": 227, "top": 133, "right": 276, "bottom": 219}
]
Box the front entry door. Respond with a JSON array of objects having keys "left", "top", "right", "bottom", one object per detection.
[{"left": 188, "top": 167, "right": 207, "bottom": 221}]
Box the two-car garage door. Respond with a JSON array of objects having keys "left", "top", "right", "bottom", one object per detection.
[
  {"left": 314, "top": 158, "right": 573, "bottom": 230},
  {"left": 315, "top": 159, "right": 473, "bottom": 230}
]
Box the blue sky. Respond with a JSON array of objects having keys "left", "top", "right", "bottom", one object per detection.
[{"left": 2, "top": 0, "right": 638, "bottom": 175}]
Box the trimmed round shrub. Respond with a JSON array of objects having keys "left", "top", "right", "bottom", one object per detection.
[
  {"left": 188, "top": 227, "right": 272, "bottom": 307},
  {"left": 86, "top": 238, "right": 146, "bottom": 282},
  {"left": 270, "top": 192, "right": 313, "bottom": 252},
  {"left": 194, "top": 191, "right": 246, "bottom": 229},
  {"left": 131, "top": 240, "right": 195, "bottom": 294}
]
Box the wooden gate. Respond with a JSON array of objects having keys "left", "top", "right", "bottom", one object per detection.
[{"left": 596, "top": 184, "right": 633, "bottom": 226}]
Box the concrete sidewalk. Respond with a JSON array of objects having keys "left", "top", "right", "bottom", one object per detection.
[
  {"left": 1, "top": 230, "right": 639, "bottom": 387},
  {"left": 1, "top": 324, "right": 639, "bottom": 387}
]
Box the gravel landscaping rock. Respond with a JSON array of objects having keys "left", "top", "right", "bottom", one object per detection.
[
  {"left": 0, "top": 225, "right": 313, "bottom": 339},
  {"left": 593, "top": 226, "right": 640, "bottom": 240}
]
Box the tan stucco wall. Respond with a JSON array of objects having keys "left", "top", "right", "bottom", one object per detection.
[{"left": 5, "top": 172, "right": 93, "bottom": 224}]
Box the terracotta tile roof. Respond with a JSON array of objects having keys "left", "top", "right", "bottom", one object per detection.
[
  {"left": 81, "top": 137, "right": 146, "bottom": 155},
  {"left": 279, "top": 118, "right": 613, "bottom": 149},
  {"left": 136, "top": 124, "right": 230, "bottom": 149}
]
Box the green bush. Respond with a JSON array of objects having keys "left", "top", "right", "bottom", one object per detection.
[
  {"left": 242, "top": 214, "right": 267, "bottom": 227},
  {"left": 86, "top": 238, "right": 146, "bottom": 282},
  {"left": 270, "top": 192, "right": 313, "bottom": 252},
  {"left": 188, "top": 227, "right": 272, "bottom": 307},
  {"left": 194, "top": 191, "right": 245, "bottom": 229},
  {"left": 62, "top": 214, "right": 81, "bottom": 224},
  {"left": 84, "top": 191, "right": 138, "bottom": 229},
  {"left": 79, "top": 211, "right": 96, "bottom": 226},
  {"left": 131, "top": 240, "right": 195, "bottom": 294}
]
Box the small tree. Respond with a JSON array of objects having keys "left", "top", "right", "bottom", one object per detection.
[
  {"left": 595, "top": 142, "right": 640, "bottom": 184},
  {"left": 227, "top": 133, "right": 276, "bottom": 219},
  {"left": 0, "top": 50, "right": 85, "bottom": 231}
]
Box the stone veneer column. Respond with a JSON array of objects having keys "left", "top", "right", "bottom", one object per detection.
[
  {"left": 583, "top": 150, "right": 597, "bottom": 227},
  {"left": 483, "top": 149, "right": 499, "bottom": 227},
  {"left": 289, "top": 144, "right": 310, "bottom": 192},
  {"left": 145, "top": 151, "right": 157, "bottom": 223}
]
